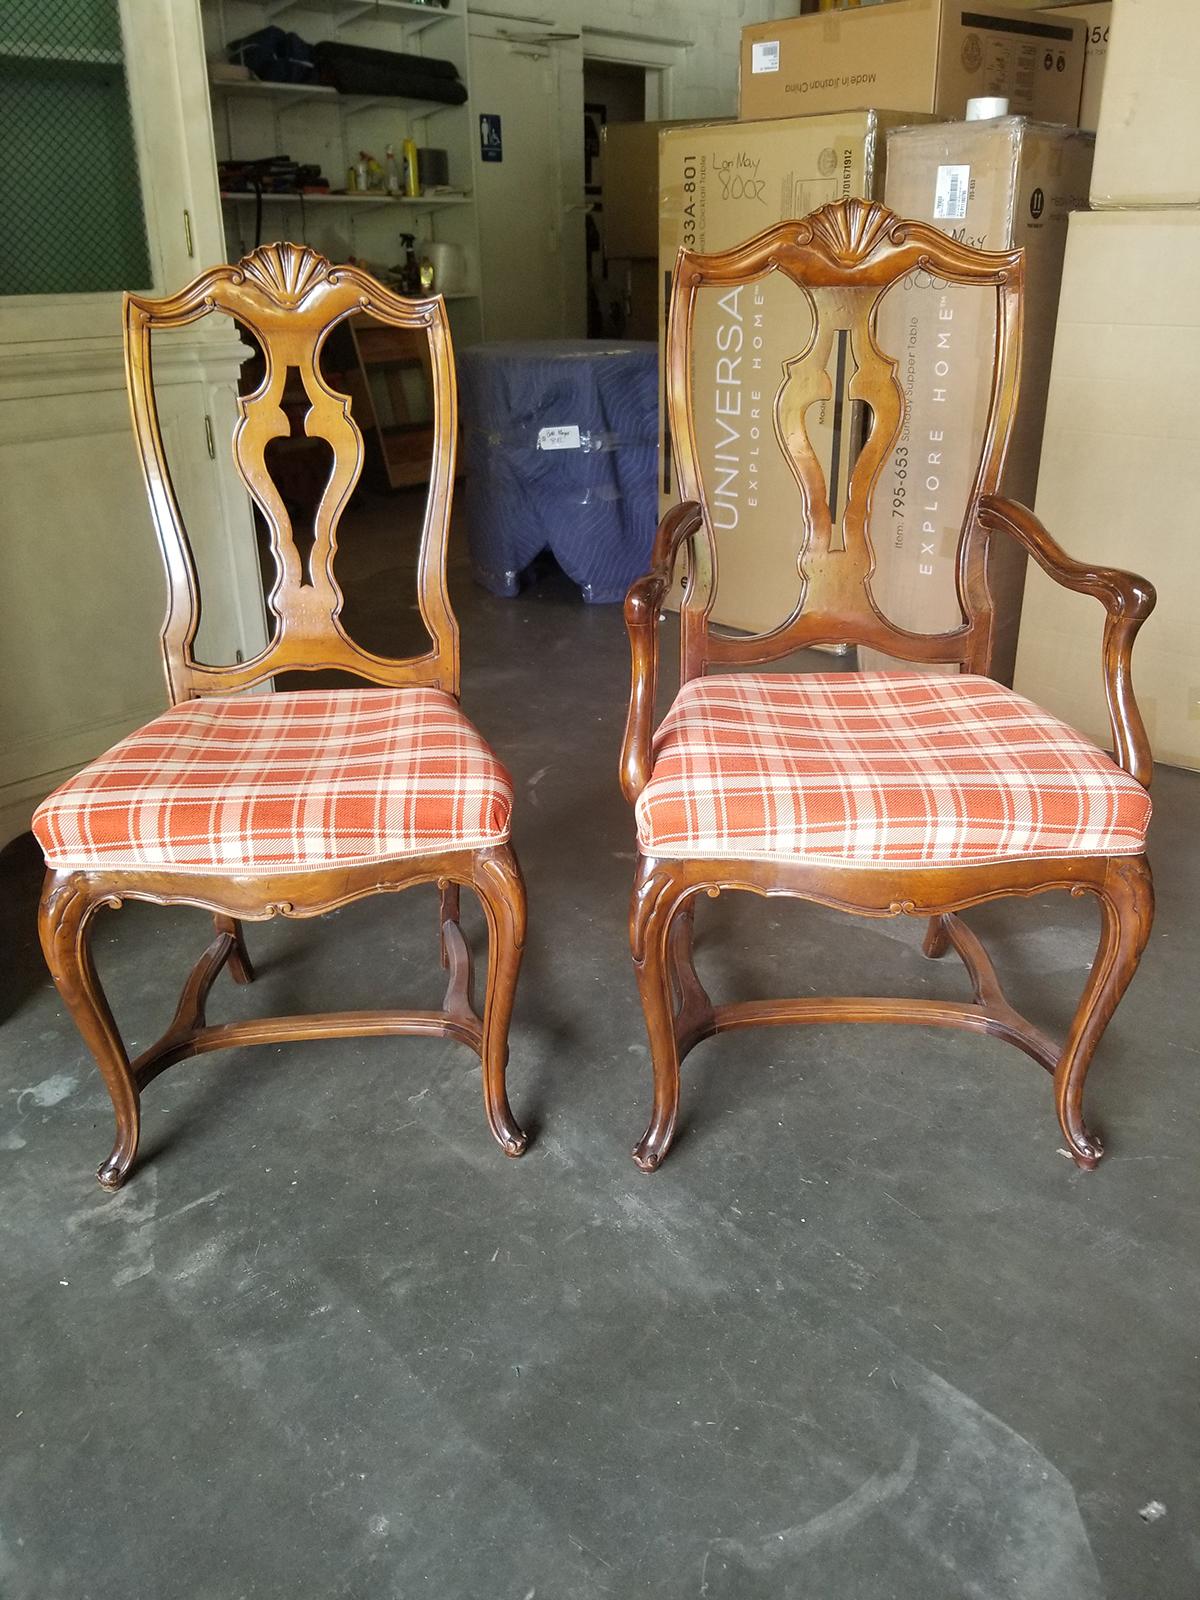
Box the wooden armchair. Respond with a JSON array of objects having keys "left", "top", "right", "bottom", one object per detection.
[
  {"left": 33, "top": 243, "right": 528, "bottom": 1189},
  {"left": 621, "top": 201, "right": 1155, "bottom": 1173}
]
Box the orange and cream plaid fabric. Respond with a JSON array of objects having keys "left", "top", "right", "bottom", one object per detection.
[
  {"left": 636, "top": 673, "right": 1151, "bottom": 867},
  {"left": 33, "top": 688, "right": 513, "bottom": 873}
]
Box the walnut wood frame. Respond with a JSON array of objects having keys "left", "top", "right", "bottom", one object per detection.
[
  {"left": 39, "top": 243, "right": 527, "bottom": 1189},
  {"left": 621, "top": 202, "right": 1155, "bottom": 1173}
]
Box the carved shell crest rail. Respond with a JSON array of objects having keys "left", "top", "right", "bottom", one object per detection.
[
  {"left": 793, "top": 197, "right": 907, "bottom": 264},
  {"left": 233, "top": 240, "right": 342, "bottom": 305}
]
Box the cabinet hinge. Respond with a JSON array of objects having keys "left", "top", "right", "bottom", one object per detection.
[
  {"left": 203, "top": 414, "right": 216, "bottom": 459},
  {"left": 183, "top": 209, "right": 194, "bottom": 258}
]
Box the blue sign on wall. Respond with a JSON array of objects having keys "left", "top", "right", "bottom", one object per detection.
[{"left": 479, "top": 114, "right": 503, "bottom": 162}]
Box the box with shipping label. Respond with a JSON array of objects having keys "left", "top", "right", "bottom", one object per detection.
[
  {"left": 1015, "top": 209, "right": 1200, "bottom": 771},
  {"left": 739, "top": 2, "right": 1085, "bottom": 126},
  {"left": 658, "top": 109, "right": 932, "bottom": 634},
  {"left": 861, "top": 116, "right": 1094, "bottom": 683},
  {"left": 1090, "top": 0, "right": 1200, "bottom": 207}
]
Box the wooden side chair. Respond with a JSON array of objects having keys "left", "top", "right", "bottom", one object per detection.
[
  {"left": 33, "top": 242, "right": 528, "bottom": 1189},
  {"left": 621, "top": 200, "right": 1155, "bottom": 1173}
]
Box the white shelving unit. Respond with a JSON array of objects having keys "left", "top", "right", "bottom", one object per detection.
[
  {"left": 266, "top": 0, "right": 454, "bottom": 28},
  {"left": 200, "top": 0, "right": 483, "bottom": 344},
  {"left": 217, "top": 188, "right": 470, "bottom": 208}
]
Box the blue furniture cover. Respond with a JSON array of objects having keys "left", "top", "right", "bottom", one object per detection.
[{"left": 458, "top": 340, "right": 658, "bottom": 604}]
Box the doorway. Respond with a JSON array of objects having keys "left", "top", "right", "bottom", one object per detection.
[
  {"left": 582, "top": 59, "right": 654, "bottom": 339},
  {"left": 582, "top": 58, "right": 668, "bottom": 340}
]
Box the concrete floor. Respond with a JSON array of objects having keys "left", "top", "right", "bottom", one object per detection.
[{"left": 2, "top": 529, "right": 1198, "bottom": 1599}]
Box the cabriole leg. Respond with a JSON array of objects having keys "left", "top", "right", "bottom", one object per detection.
[
  {"left": 630, "top": 859, "right": 691, "bottom": 1172},
  {"left": 38, "top": 872, "right": 140, "bottom": 1190},
  {"left": 1055, "top": 857, "right": 1154, "bottom": 1170},
  {"left": 922, "top": 914, "right": 951, "bottom": 959},
  {"left": 473, "top": 849, "right": 528, "bottom": 1157}
]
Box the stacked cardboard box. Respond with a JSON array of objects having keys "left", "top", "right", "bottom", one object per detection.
[
  {"left": 1013, "top": 0, "right": 1200, "bottom": 769},
  {"left": 861, "top": 116, "right": 1094, "bottom": 684},
  {"left": 1087, "top": 0, "right": 1199, "bottom": 207},
  {"left": 1048, "top": 2, "right": 1110, "bottom": 131},
  {"left": 1000, "top": 1, "right": 1110, "bottom": 130},
  {"left": 739, "top": 2, "right": 1085, "bottom": 123}
]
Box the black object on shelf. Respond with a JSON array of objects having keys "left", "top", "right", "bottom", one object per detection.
[
  {"left": 217, "top": 156, "right": 329, "bottom": 195},
  {"left": 417, "top": 147, "right": 450, "bottom": 188},
  {"left": 312, "top": 41, "right": 467, "bottom": 105},
  {"left": 227, "top": 26, "right": 317, "bottom": 85}
]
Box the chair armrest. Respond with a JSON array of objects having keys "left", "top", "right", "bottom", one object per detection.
[
  {"left": 620, "top": 501, "right": 705, "bottom": 805},
  {"left": 977, "top": 494, "right": 1156, "bottom": 788}
]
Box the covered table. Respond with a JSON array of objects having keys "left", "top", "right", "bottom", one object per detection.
[{"left": 458, "top": 340, "right": 658, "bottom": 603}]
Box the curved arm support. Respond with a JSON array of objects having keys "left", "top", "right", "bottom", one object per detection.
[
  {"left": 620, "top": 501, "right": 706, "bottom": 805},
  {"left": 977, "top": 495, "right": 1156, "bottom": 789}
]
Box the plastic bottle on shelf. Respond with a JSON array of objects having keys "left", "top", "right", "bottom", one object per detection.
[
  {"left": 402, "top": 137, "right": 420, "bottom": 198},
  {"left": 385, "top": 145, "right": 401, "bottom": 195}
]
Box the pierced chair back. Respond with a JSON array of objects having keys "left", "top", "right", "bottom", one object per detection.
[
  {"left": 665, "top": 199, "right": 1024, "bottom": 683},
  {"left": 123, "top": 240, "right": 459, "bottom": 704}
]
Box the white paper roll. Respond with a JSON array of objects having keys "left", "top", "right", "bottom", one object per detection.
[{"left": 965, "top": 96, "right": 1009, "bottom": 121}]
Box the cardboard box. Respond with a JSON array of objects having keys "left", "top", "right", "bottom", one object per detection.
[
  {"left": 1042, "top": 2, "right": 1110, "bottom": 130},
  {"left": 862, "top": 117, "right": 1093, "bottom": 683},
  {"left": 658, "top": 109, "right": 933, "bottom": 633},
  {"left": 739, "top": 2, "right": 1085, "bottom": 126},
  {"left": 1014, "top": 210, "right": 1200, "bottom": 771},
  {"left": 602, "top": 121, "right": 714, "bottom": 261},
  {"left": 623, "top": 259, "right": 658, "bottom": 341},
  {"left": 1090, "top": 0, "right": 1200, "bottom": 207}
]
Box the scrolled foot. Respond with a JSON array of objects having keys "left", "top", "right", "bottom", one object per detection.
[
  {"left": 1063, "top": 1128, "right": 1104, "bottom": 1172},
  {"left": 96, "top": 1143, "right": 135, "bottom": 1190},
  {"left": 632, "top": 1140, "right": 663, "bottom": 1173},
  {"left": 486, "top": 1100, "right": 529, "bottom": 1158},
  {"left": 632, "top": 1114, "right": 675, "bottom": 1173}
]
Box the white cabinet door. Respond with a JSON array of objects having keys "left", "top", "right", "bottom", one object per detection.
[
  {"left": 0, "top": 0, "right": 227, "bottom": 344},
  {"left": 0, "top": 0, "right": 265, "bottom": 847}
]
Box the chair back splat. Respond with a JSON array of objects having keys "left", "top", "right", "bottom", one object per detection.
[
  {"left": 123, "top": 240, "right": 459, "bottom": 703},
  {"left": 665, "top": 199, "right": 1024, "bottom": 683}
]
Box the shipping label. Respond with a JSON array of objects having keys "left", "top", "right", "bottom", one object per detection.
[
  {"left": 751, "top": 40, "right": 780, "bottom": 74},
  {"left": 933, "top": 164, "right": 970, "bottom": 221}
]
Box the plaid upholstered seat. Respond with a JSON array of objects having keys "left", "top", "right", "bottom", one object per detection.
[
  {"left": 636, "top": 673, "right": 1151, "bottom": 868},
  {"left": 33, "top": 688, "right": 513, "bottom": 873}
]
